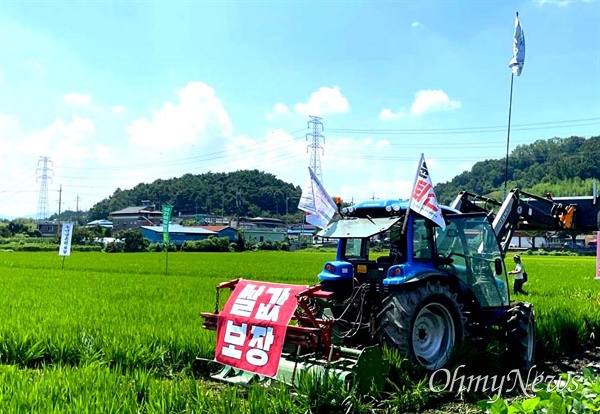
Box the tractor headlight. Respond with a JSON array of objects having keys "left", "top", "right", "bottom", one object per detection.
[
  {"left": 325, "top": 264, "right": 336, "bottom": 274},
  {"left": 388, "top": 266, "right": 403, "bottom": 277}
]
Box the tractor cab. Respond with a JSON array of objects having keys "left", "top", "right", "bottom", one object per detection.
[{"left": 316, "top": 200, "right": 510, "bottom": 308}]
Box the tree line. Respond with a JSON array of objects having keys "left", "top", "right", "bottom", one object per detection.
[
  {"left": 86, "top": 170, "right": 304, "bottom": 221},
  {"left": 434, "top": 136, "right": 599, "bottom": 204}
]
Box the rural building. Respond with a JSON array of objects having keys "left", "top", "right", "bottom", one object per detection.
[
  {"left": 86, "top": 219, "right": 113, "bottom": 229},
  {"left": 198, "top": 225, "right": 238, "bottom": 242},
  {"left": 37, "top": 220, "right": 59, "bottom": 237},
  {"left": 234, "top": 217, "right": 287, "bottom": 243},
  {"left": 508, "top": 232, "right": 546, "bottom": 249},
  {"left": 110, "top": 206, "right": 163, "bottom": 232},
  {"left": 140, "top": 224, "right": 217, "bottom": 246}
]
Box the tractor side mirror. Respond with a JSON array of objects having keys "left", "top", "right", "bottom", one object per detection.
[{"left": 494, "top": 258, "right": 503, "bottom": 275}]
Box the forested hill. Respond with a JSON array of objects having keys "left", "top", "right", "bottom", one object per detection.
[
  {"left": 87, "top": 170, "right": 303, "bottom": 221},
  {"left": 434, "top": 136, "right": 600, "bottom": 205}
]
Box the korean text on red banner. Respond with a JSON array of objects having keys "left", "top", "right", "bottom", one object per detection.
[{"left": 214, "top": 280, "right": 307, "bottom": 378}]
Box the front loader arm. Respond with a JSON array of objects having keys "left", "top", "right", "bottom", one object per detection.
[{"left": 492, "top": 189, "right": 581, "bottom": 254}]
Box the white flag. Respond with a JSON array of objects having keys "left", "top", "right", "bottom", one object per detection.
[
  {"left": 58, "top": 222, "right": 74, "bottom": 257},
  {"left": 409, "top": 154, "right": 446, "bottom": 230},
  {"left": 298, "top": 167, "right": 338, "bottom": 228},
  {"left": 508, "top": 13, "right": 525, "bottom": 76}
]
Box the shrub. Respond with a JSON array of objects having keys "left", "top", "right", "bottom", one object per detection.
[
  {"left": 180, "top": 237, "right": 232, "bottom": 252},
  {"left": 148, "top": 243, "right": 177, "bottom": 252},
  {"left": 104, "top": 242, "right": 124, "bottom": 253}
]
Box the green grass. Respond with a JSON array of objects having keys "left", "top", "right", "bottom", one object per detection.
[
  {"left": 0, "top": 251, "right": 598, "bottom": 412},
  {"left": 504, "top": 255, "right": 600, "bottom": 356}
]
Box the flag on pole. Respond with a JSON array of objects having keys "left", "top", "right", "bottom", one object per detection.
[
  {"left": 409, "top": 154, "right": 446, "bottom": 230},
  {"left": 162, "top": 205, "right": 173, "bottom": 243},
  {"left": 58, "top": 222, "right": 74, "bottom": 256},
  {"left": 298, "top": 167, "right": 338, "bottom": 228},
  {"left": 509, "top": 12, "right": 525, "bottom": 76}
]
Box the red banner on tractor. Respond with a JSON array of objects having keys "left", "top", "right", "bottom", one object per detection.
[{"left": 214, "top": 279, "right": 307, "bottom": 378}]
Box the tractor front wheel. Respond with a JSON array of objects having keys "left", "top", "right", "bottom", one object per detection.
[
  {"left": 377, "top": 281, "right": 464, "bottom": 370},
  {"left": 505, "top": 302, "right": 536, "bottom": 372}
]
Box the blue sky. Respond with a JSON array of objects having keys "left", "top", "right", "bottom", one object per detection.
[{"left": 0, "top": 0, "right": 599, "bottom": 218}]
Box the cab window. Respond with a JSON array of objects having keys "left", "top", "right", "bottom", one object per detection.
[{"left": 412, "top": 218, "right": 433, "bottom": 260}]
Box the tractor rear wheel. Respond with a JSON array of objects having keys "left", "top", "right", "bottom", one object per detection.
[
  {"left": 377, "top": 281, "right": 464, "bottom": 370},
  {"left": 505, "top": 302, "right": 536, "bottom": 372}
]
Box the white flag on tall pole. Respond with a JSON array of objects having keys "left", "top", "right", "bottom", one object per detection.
[
  {"left": 409, "top": 154, "right": 446, "bottom": 230},
  {"left": 509, "top": 12, "right": 525, "bottom": 76},
  {"left": 298, "top": 167, "right": 338, "bottom": 229}
]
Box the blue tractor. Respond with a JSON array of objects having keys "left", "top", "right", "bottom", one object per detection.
[
  {"left": 316, "top": 198, "right": 522, "bottom": 372},
  {"left": 201, "top": 189, "right": 599, "bottom": 390}
]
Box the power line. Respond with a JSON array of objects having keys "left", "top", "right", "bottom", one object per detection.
[
  {"left": 328, "top": 117, "right": 600, "bottom": 134},
  {"left": 328, "top": 120, "right": 599, "bottom": 136}
]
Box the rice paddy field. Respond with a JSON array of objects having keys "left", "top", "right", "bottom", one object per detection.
[{"left": 0, "top": 251, "right": 598, "bottom": 413}]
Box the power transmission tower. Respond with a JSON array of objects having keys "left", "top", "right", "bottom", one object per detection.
[
  {"left": 36, "top": 156, "right": 53, "bottom": 221},
  {"left": 306, "top": 115, "right": 325, "bottom": 183}
]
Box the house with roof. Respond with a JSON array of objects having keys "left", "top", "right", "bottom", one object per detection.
[
  {"left": 37, "top": 220, "right": 59, "bottom": 237},
  {"left": 86, "top": 219, "right": 113, "bottom": 229},
  {"left": 110, "top": 206, "right": 163, "bottom": 232},
  {"left": 140, "top": 224, "right": 218, "bottom": 246},
  {"left": 234, "top": 217, "right": 287, "bottom": 243},
  {"left": 198, "top": 225, "right": 238, "bottom": 242}
]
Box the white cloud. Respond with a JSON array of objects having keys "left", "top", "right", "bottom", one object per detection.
[
  {"left": 411, "top": 21, "right": 421, "bottom": 27},
  {"left": 294, "top": 86, "right": 350, "bottom": 117},
  {"left": 379, "top": 108, "right": 406, "bottom": 121},
  {"left": 266, "top": 102, "right": 290, "bottom": 120},
  {"left": 380, "top": 89, "right": 460, "bottom": 120},
  {"left": 411, "top": 89, "right": 461, "bottom": 115},
  {"left": 112, "top": 105, "right": 126, "bottom": 114},
  {"left": 127, "top": 81, "right": 232, "bottom": 149},
  {"left": 223, "top": 128, "right": 306, "bottom": 175},
  {"left": 533, "top": 0, "right": 592, "bottom": 6},
  {"left": 63, "top": 93, "right": 92, "bottom": 107},
  {"left": 20, "top": 115, "right": 96, "bottom": 163}
]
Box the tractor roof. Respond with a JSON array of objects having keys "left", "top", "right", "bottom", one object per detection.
[
  {"left": 346, "top": 199, "right": 460, "bottom": 218},
  {"left": 318, "top": 200, "right": 461, "bottom": 239}
]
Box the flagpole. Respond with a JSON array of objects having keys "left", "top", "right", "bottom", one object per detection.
[
  {"left": 503, "top": 71, "right": 515, "bottom": 199},
  {"left": 402, "top": 153, "right": 423, "bottom": 235},
  {"left": 504, "top": 10, "right": 522, "bottom": 199}
]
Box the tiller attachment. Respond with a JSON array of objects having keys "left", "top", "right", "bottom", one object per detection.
[{"left": 200, "top": 278, "right": 388, "bottom": 394}]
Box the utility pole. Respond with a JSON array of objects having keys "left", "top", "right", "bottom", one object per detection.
[
  {"left": 36, "top": 156, "right": 53, "bottom": 221},
  {"left": 285, "top": 193, "right": 289, "bottom": 234},
  {"left": 306, "top": 115, "right": 325, "bottom": 184},
  {"left": 57, "top": 184, "right": 62, "bottom": 233},
  {"left": 235, "top": 189, "right": 242, "bottom": 228},
  {"left": 221, "top": 183, "right": 225, "bottom": 224},
  {"left": 76, "top": 194, "right": 80, "bottom": 224}
]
